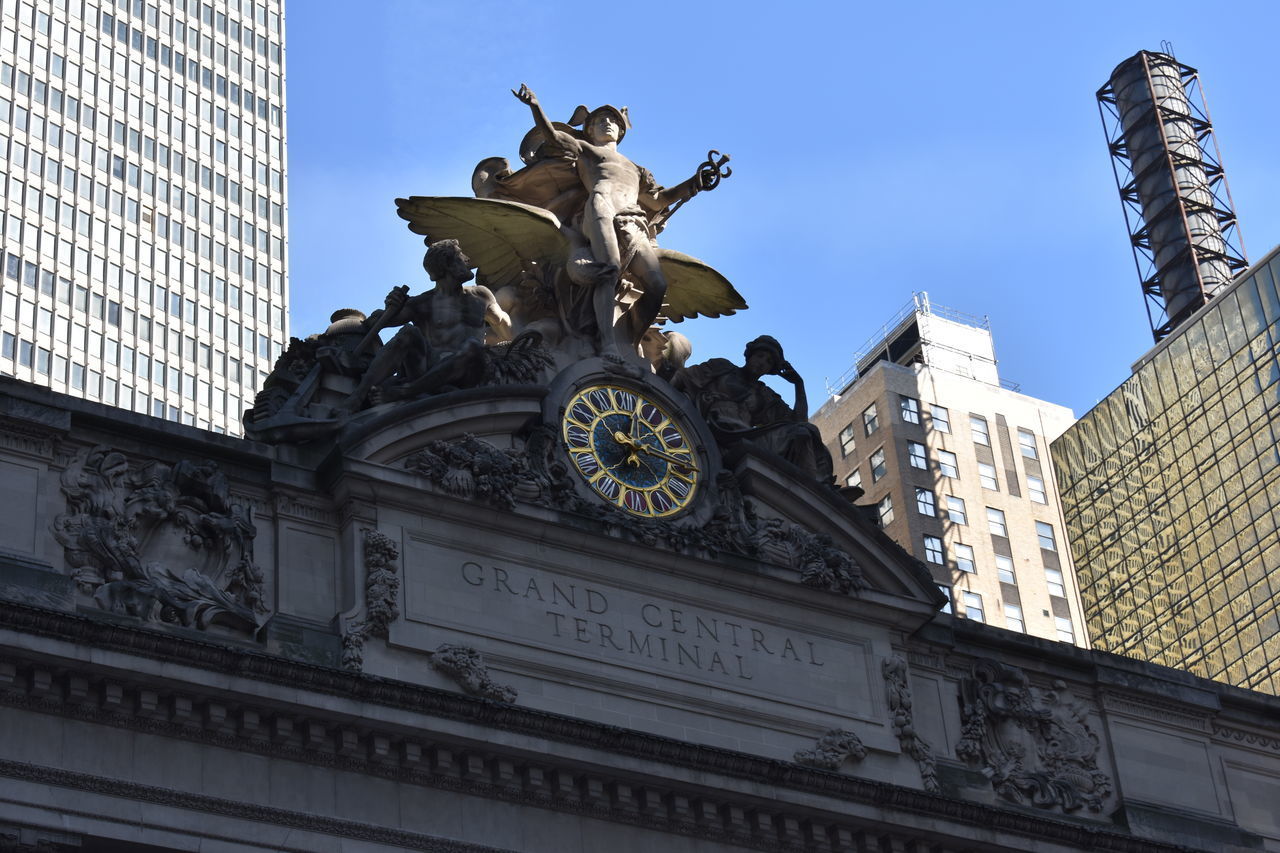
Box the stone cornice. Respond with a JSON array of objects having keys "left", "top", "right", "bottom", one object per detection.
[
  {"left": 270, "top": 489, "right": 339, "bottom": 525},
  {"left": 0, "top": 601, "right": 1207, "bottom": 853},
  {"left": 1100, "top": 691, "right": 1212, "bottom": 733},
  {"left": 0, "top": 377, "right": 275, "bottom": 477},
  {"left": 1213, "top": 724, "right": 1280, "bottom": 754},
  {"left": 0, "top": 758, "right": 512, "bottom": 853}
]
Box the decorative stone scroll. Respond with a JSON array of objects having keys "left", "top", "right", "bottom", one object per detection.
[
  {"left": 882, "top": 655, "right": 939, "bottom": 793},
  {"left": 430, "top": 643, "right": 517, "bottom": 703},
  {"left": 793, "top": 729, "right": 867, "bottom": 770},
  {"left": 341, "top": 529, "right": 402, "bottom": 671},
  {"left": 957, "top": 659, "right": 1112, "bottom": 812},
  {"left": 51, "top": 446, "right": 266, "bottom": 634}
]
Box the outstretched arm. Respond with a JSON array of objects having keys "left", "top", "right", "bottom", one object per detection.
[
  {"left": 642, "top": 160, "right": 724, "bottom": 216},
  {"left": 651, "top": 175, "right": 704, "bottom": 210},
  {"left": 512, "top": 84, "right": 576, "bottom": 153}
]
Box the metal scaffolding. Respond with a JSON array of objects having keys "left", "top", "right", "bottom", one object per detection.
[{"left": 1098, "top": 50, "right": 1249, "bottom": 343}]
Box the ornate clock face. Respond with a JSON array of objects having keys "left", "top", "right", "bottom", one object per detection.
[{"left": 561, "top": 383, "right": 700, "bottom": 518}]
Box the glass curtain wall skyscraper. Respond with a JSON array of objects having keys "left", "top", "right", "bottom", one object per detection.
[
  {"left": 1053, "top": 245, "right": 1280, "bottom": 694},
  {"left": 0, "top": 0, "right": 287, "bottom": 434}
]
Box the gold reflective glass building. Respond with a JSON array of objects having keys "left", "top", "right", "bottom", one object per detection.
[{"left": 1052, "top": 245, "right": 1280, "bottom": 693}]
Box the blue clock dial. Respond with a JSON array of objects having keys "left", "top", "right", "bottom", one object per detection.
[{"left": 561, "top": 383, "right": 699, "bottom": 518}]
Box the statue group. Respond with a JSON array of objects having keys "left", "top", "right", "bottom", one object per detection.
[{"left": 246, "top": 86, "right": 833, "bottom": 484}]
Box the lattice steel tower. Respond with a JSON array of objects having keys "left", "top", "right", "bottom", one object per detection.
[{"left": 1098, "top": 50, "right": 1248, "bottom": 343}]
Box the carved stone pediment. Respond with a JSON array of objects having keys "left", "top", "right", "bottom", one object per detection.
[
  {"left": 957, "top": 659, "right": 1113, "bottom": 813},
  {"left": 321, "top": 367, "right": 942, "bottom": 615},
  {"left": 276, "top": 343, "right": 944, "bottom": 616},
  {"left": 51, "top": 445, "right": 268, "bottom": 634}
]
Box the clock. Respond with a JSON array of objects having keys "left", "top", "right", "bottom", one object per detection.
[{"left": 561, "top": 382, "right": 700, "bottom": 518}]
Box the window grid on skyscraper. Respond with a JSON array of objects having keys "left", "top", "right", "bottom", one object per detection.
[{"left": 0, "top": 0, "right": 288, "bottom": 435}]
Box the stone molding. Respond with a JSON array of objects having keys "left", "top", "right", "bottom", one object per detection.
[
  {"left": 0, "top": 418, "right": 59, "bottom": 461},
  {"left": 1212, "top": 724, "right": 1280, "bottom": 754},
  {"left": 270, "top": 491, "right": 338, "bottom": 526},
  {"left": 1099, "top": 691, "right": 1212, "bottom": 733},
  {"left": 906, "top": 650, "right": 945, "bottom": 671},
  {"left": 0, "top": 602, "right": 1205, "bottom": 853},
  {"left": 0, "top": 819, "right": 80, "bottom": 852},
  {"left": 404, "top": 431, "right": 866, "bottom": 597},
  {"left": 0, "top": 758, "right": 513, "bottom": 853},
  {"left": 0, "top": 396, "right": 68, "bottom": 463}
]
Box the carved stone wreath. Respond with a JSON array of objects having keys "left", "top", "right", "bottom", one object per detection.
[
  {"left": 430, "top": 643, "right": 517, "bottom": 703},
  {"left": 793, "top": 728, "right": 866, "bottom": 770},
  {"left": 51, "top": 445, "right": 267, "bottom": 634},
  {"left": 957, "top": 659, "right": 1112, "bottom": 813}
]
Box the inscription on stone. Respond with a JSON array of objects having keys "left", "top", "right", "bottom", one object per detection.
[
  {"left": 398, "top": 536, "right": 874, "bottom": 719},
  {"left": 461, "top": 560, "right": 826, "bottom": 681}
]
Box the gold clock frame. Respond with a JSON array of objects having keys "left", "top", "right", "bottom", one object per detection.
[{"left": 560, "top": 382, "right": 701, "bottom": 519}]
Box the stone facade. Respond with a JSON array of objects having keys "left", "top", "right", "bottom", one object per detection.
[{"left": 1, "top": 374, "right": 1278, "bottom": 852}]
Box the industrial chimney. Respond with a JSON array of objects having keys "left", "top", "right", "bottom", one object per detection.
[{"left": 1098, "top": 50, "right": 1248, "bottom": 343}]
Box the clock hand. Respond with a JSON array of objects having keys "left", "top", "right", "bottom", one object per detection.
[
  {"left": 611, "top": 430, "right": 643, "bottom": 467},
  {"left": 634, "top": 455, "right": 661, "bottom": 480},
  {"left": 633, "top": 441, "right": 697, "bottom": 471},
  {"left": 631, "top": 399, "right": 643, "bottom": 440}
]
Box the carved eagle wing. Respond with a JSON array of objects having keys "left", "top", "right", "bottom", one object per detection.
[
  {"left": 656, "top": 249, "right": 749, "bottom": 323},
  {"left": 394, "top": 196, "right": 570, "bottom": 287}
]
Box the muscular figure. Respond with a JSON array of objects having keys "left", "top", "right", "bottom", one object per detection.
[
  {"left": 512, "top": 84, "right": 708, "bottom": 356},
  {"left": 337, "top": 240, "right": 512, "bottom": 412},
  {"left": 674, "top": 336, "right": 834, "bottom": 484}
]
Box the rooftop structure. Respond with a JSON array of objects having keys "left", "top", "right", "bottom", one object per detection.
[
  {"left": 814, "top": 293, "right": 1087, "bottom": 645},
  {"left": 1098, "top": 49, "right": 1248, "bottom": 343}
]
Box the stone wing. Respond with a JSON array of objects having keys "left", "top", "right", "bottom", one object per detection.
[
  {"left": 656, "top": 249, "right": 749, "bottom": 322},
  {"left": 395, "top": 197, "right": 569, "bottom": 287}
]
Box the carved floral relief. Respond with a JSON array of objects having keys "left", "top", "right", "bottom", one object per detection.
[
  {"left": 52, "top": 445, "right": 267, "bottom": 634},
  {"left": 404, "top": 432, "right": 865, "bottom": 596},
  {"left": 342, "top": 528, "right": 402, "bottom": 671},
  {"left": 957, "top": 659, "right": 1112, "bottom": 812},
  {"left": 794, "top": 728, "right": 866, "bottom": 770},
  {"left": 883, "top": 655, "right": 939, "bottom": 793},
  {"left": 431, "top": 643, "right": 517, "bottom": 703}
]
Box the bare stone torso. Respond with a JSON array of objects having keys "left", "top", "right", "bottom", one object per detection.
[
  {"left": 417, "top": 289, "right": 487, "bottom": 353},
  {"left": 575, "top": 142, "right": 643, "bottom": 214}
]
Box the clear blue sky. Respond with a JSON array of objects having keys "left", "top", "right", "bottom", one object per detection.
[{"left": 282, "top": 0, "right": 1280, "bottom": 417}]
